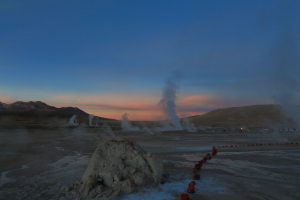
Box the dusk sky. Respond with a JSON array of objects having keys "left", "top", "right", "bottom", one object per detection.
[{"left": 0, "top": 0, "right": 299, "bottom": 120}]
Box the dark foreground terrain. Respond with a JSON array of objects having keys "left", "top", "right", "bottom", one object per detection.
[{"left": 1, "top": 128, "right": 300, "bottom": 200}]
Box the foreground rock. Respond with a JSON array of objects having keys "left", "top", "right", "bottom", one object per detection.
[{"left": 72, "top": 139, "right": 162, "bottom": 200}]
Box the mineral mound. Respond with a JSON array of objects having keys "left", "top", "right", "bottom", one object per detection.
[{"left": 74, "top": 139, "right": 162, "bottom": 200}]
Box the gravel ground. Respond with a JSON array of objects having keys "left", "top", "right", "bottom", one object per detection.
[{"left": 0, "top": 128, "right": 300, "bottom": 200}]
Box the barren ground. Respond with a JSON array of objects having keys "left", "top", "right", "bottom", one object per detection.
[{"left": 1, "top": 127, "right": 300, "bottom": 200}]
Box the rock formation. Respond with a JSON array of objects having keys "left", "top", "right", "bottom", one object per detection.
[{"left": 73, "top": 139, "right": 162, "bottom": 200}]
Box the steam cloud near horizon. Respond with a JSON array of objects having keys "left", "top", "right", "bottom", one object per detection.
[{"left": 273, "top": 0, "right": 300, "bottom": 125}]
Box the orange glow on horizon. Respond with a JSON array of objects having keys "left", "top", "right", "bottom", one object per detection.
[
  {"left": 64, "top": 94, "right": 213, "bottom": 121},
  {"left": 179, "top": 94, "right": 219, "bottom": 108},
  {"left": 0, "top": 96, "right": 14, "bottom": 104},
  {"left": 1, "top": 93, "right": 217, "bottom": 121}
]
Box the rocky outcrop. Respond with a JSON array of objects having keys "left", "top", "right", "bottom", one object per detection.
[{"left": 74, "top": 139, "right": 162, "bottom": 200}]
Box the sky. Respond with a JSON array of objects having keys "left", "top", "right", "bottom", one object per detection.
[{"left": 0, "top": 0, "right": 299, "bottom": 120}]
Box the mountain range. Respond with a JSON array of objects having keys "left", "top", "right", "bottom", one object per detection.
[
  {"left": 0, "top": 101, "right": 86, "bottom": 115},
  {"left": 0, "top": 101, "right": 297, "bottom": 128},
  {"left": 189, "top": 104, "right": 296, "bottom": 127},
  {"left": 0, "top": 101, "right": 114, "bottom": 128}
]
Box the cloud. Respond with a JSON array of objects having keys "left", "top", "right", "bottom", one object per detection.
[
  {"left": 48, "top": 93, "right": 228, "bottom": 120},
  {"left": 179, "top": 95, "right": 219, "bottom": 108},
  {"left": 76, "top": 103, "right": 157, "bottom": 111},
  {"left": 0, "top": 92, "right": 272, "bottom": 120},
  {"left": 49, "top": 94, "right": 158, "bottom": 108},
  {"left": 48, "top": 94, "right": 162, "bottom": 120}
]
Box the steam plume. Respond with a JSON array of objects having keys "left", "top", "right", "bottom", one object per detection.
[
  {"left": 121, "top": 113, "right": 140, "bottom": 131},
  {"left": 182, "top": 117, "right": 197, "bottom": 132},
  {"left": 273, "top": 0, "right": 300, "bottom": 125},
  {"left": 88, "top": 115, "right": 94, "bottom": 127},
  {"left": 159, "top": 73, "right": 183, "bottom": 130},
  {"left": 68, "top": 115, "right": 79, "bottom": 126}
]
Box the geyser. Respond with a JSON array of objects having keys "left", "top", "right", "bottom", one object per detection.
[
  {"left": 159, "top": 74, "right": 183, "bottom": 130},
  {"left": 88, "top": 114, "right": 94, "bottom": 127},
  {"left": 182, "top": 118, "right": 197, "bottom": 132},
  {"left": 68, "top": 115, "right": 79, "bottom": 127},
  {"left": 272, "top": 0, "right": 300, "bottom": 126},
  {"left": 121, "top": 113, "right": 139, "bottom": 131}
]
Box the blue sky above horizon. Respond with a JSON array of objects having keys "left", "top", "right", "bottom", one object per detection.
[{"left": 0, "top": 0, "right": 299, "bottom": 120}]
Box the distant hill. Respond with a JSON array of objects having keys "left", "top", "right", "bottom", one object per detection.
[
  {"left": 0, "top": 101, "right": 117, "bottom": 128},
  {"left": 189, "top": 105, "right": 296, "bottom": 128},
  {"left": 0, "top": 101, "right": 88, "bottom": 117},
  {"left": 0, "top": 101, "right": 57, "bottom": 112},
  {"left": 1, "top": 102, "right": 297, "bottom": 128}
]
